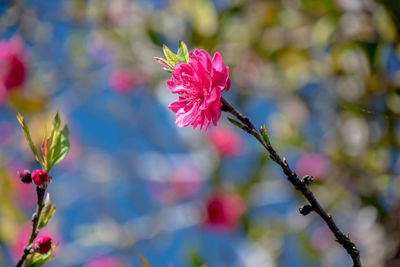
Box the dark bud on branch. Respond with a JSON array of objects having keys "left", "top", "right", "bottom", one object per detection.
[
  {"left": 299, "top": 204, "right": 313, "bottom": 216},
  {"left": 301, "top": 175, "right": 314, "bottom": 185},
  {"left": 18, "top": 170, "right": 32, "bottom": 184}
]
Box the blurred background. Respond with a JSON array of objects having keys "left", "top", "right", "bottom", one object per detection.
[{"left": 0, "top": 0, "right": 399, "bottom": 266}]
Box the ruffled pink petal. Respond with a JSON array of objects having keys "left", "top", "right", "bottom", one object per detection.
[
  {"left": 212, "top": 66, "right": 229, "bottom": 90},
  {"left": 176, "top": 102, "right": 199, "bottom": 128},
  {"left": 192, "top": 49, "right": 212, "bottom": 73},
  {"left": 168, "top": 98, "right": 187, "bottom": 112},
  {"left": 206, "top": 87, "right": 219, "bottom": 104},
  {"left": 166, "top": 80, "right": 182, "bottom": 93},
  {"left": 223, "top": 78, "right": 231, "bottom": 92},
  {"left": 211, "top": 52, "right": 223, "bottom": 72}
]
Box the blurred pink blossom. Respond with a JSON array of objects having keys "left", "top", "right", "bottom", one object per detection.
[
  {"left": 109, "top": 69, "right": 140, "bottom": 94},
  {"left": 0, "top": 36, "right": 27, "bottom": 99},
  {"left": 295, "top": 152, "right": 330, "bottom": 180},
  {"left": 208, "top": 124, "right": 242, "bottom": 157},
  {"left": 204, "top": 190, "right": 245, "bottom": 231},
  {"left": 149, "top": 166, "right": 203, "bottom": 204},
  {"left": 167, "top": 49, "right": 230, "bottom": 130},
  {"left": 83, "top": 256, "right": 124, "bottom": 267}
]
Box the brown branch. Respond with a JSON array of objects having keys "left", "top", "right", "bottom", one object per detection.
[
  {"left": 221, "top": 97, "right": 362, "bottom": 267},
  {"left": 15, "top": 185, "right": 47, "bottom": 267}
]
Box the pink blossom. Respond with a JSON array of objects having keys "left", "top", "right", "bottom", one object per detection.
[
  {"left": 109, "top": 69, "right": 140, "bottom": 94},
  {"left": 205, "top": 190, "right": 245, "bottom": 231},
  {"left": 295, "top": 153, "right": 330, "bottom": 180},
  {"left": 83, "top": 256, "right": 124, "bottom": 267},
  {"left": 149, "top": 166, "right": 203, "bottom": 204},
  {"left": 0, "top": 36, "right": 27, "bottom": 92},
  {"left": 167, "top": 49, "right": 230, "bottom": 130},
  {"left": 208, "top": 124, "right": 242, "bottom": 157}
]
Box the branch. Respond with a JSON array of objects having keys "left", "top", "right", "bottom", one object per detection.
[
  {"left": 15, "top": 185, "right": 47, "bottom": 267},
  {"left": 220, "top": 97, "right": 362, "bottom": 267}
]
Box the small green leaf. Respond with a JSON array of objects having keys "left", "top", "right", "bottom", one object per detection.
[
  {"left": 16, "top": 113, "right": 45, "bottom": 168},
  {"left": 163, "top": 44, "right": 179, "bottom": 67},
  {"left": 43, "top": 114, "right": 59, "bottom": 170},
  {"left": 50, "top": 125, "right": 69, "bottom": 168},
  {"left": 38, "top": 193, "right": 56, "bottom": 229},
  {"left": 139, "top": 256, "right": 151, "bottom": 267},
  {"left": 25, "top": 246, "right": 56, "bottom": 267},
  {"left": 259, "top": 125, "right": 270, "bottom": 145},
  {"left": 227, "top": 117, "right": 243, "bottom": 128},
  {"left": 154, "top": 57, "right": 173, "bottom": 72},
  {"left": 177, "top": 40, "right": 189, "bottom": 63}
]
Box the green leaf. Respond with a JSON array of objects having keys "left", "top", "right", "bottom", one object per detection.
[
  {"left": 139, "top": 256, "right": 151, "bottom": 267},
  {"left": 50, "top": 125, "right": 69, "bottom": 168},
  {"left": 25, "top": 246, "right": 56, "bottom": 267},
  {"left": 38, "top": 193, "right": 56, "bottom": 229},
  {"left": 259, "top": 125, "right": 270, "bottom": 145},
  {"left": 43, "top": 113, "right": 61, "bottom": 171},
  {"left": 163, "top": 44, "right": 179, "bottom": 67},
  {"left": 227, "top": 117, "right": 244, "bottom": 128},
  {"left": 16, "top": 113, "right": 45, "bottom": 168},
  {"left": 177, "top": 40, "right": 189, "bottom": 63}
]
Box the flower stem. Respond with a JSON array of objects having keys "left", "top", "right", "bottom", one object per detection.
[
  {"left": 220, "top": 97, "right": 362, "bottom": 267},
  {"left": 15, "top": 186, "right": 47, "bottom": 267}
]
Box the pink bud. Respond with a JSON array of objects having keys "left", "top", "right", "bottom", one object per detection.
[
  {"left": 33, "top": 236, "right": 52, "bottom": 254},
  {"left": 31, "top": 170, "right": 48, "bottom": 186}
]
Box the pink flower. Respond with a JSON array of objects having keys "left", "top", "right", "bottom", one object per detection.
[
  {"left": 167, "top": 49, "right": 230, "bottom": 130},
  {"left": 83, "top": 256, "right": 124, "bottom": 267},
  {"left": 295, "top": 153, "right": 330, "bottom": 180},
  {"left": 31, "top": 169, "right": 48, "bottom": 186},
  {"left": 148, "top": 166, "right": 203, "bottom": 204},
  {"left": 208, "top": 124, "right": 242, "bottom": 157},
  {"left": 33, "top": 236, "right": 52, "bottom": 254},
  {"left": 109, "top": 69, "right": 139, "bottom": 94},
  {"left": 205, "top": 190, "right": 245, "bottom": 231},
  {"left": 0, "top": 36, "right": 27, "bottom": 92}
]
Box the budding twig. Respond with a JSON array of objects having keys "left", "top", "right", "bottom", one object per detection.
[
  {"left": 15, "top": 185, "right": 47, "bottom": 267},
  {"left": 220, "top": 97, "right": 362, "bottom": 267}
]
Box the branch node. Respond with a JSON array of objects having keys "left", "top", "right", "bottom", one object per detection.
[
  {"left": 299, "top": 204, "right": 314, "bottom": 216},
  {"left": 301, "top": 175, "right": 314, "bottom": 185}
]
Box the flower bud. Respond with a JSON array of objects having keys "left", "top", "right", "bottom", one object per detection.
[
  {"left": 31, "top": 170, "right": 48, "bottom": 186},
  {"left": 33, "top": 236, "right": 52, "bottom": 254},
  {"left": 18, "top": 170, "right": 32, "bottom": 184}
]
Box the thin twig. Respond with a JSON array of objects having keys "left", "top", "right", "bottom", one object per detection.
[
  {"left": 221, "top": 97, "right": 362, "bottom": 267},
  {"left": 15, "top": 186, "right": 47, "bottom": 267}
]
